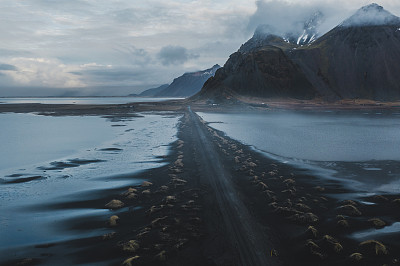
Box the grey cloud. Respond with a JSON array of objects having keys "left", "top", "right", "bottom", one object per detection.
[
  {"left": 158, "top": 46, "right": 198, "bottom": 66},
  {"left": 0, "top": 64, "right": 18, "bottom": 71},
  {"left": 114, "top": 46, "right": 152, "bottom": 66},
  {"left": 341, "top": 3, "right": 400, "bottom": 27},
  {"left": 84, "top": 69, "right": 139, "bottom": 82},
  {"left": 247, "top": 0, "right": 352, "bottom": 38},
  {"left": 78, "top": 65, "right": 164, "bottom": 87},
  {"left": 0, "top": 49, "right": 32, "bottom": 57}
]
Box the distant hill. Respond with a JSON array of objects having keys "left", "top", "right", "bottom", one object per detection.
[
  {"left": 135, "top": 65, "right": 220, "bottom": 98},
  {"left": 154, "top": 64, "right": 220, "bottom": 97},
  {"left": 198, "top": 4, "right": 400, "bottom": 101},
  {"left": 136, "top": 84, "right": 169, "bottom": 97}
]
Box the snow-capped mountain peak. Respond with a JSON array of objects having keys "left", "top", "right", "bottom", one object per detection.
[{"left": 341, "top": 3, "right": 400, "bottom": 27}]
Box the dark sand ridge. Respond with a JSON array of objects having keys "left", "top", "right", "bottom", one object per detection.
[{"left": 1, "top": 101, "right": 400, "bottom": 266}]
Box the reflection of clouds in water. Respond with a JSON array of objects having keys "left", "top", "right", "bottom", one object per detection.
[
  {"left": 198, "top": 111, "right": 400, "bottom": 193},
  {"left": 0, "top": 113, "right": 180, "bottom": 250}
]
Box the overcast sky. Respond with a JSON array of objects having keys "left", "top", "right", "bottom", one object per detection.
[{"left": 1, "top": 0, "right": 400, "bottom": 96}]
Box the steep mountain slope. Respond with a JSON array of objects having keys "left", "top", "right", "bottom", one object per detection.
[
  {"left": 290, "top": 4, "right": 400, "bottom": 100},
  {"left": 199, "top": 44, "right": 316, "bottom": 99},
  {"left": 199, "top": 3, "right": 400, "bottom": 101},
  {"left": 240, "top": 11, "right": 323, "bottom": 54},
  {"left": 155, "top": 65, "right": 220, "bottom": 97}
]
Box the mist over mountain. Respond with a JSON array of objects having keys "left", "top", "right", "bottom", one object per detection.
[
  {"left": 241, "top": 11, "right": 324, "bottom": 54},
  {"left": 341, "top": 3, "right": 400, "bottom": 27},
  {"left": 198, "top": 3, "right": 400, "bottom": 101}
]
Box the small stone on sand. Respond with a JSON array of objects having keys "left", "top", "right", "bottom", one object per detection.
[
  {"left": 122, "top": 256, "right": 140, "bottom": 266},
  {"left": 105, "top": 199, "right": 124, "bottom": 209},
  {"left": 109, "top": 215, "right": 119, "bottom": 227},
  {"left": 141, "top": 181, "right": 153, "bottom": 187}
]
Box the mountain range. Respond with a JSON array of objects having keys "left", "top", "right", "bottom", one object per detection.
[
  {"left": 197, "top": 3, "right": 400, "bottom": 101},
  {"left": 137, "top": 64, "right": 220, "bottom": 98}
]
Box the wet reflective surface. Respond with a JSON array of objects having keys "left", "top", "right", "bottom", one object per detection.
[
  {"left": 198, "top": 111, "right": 400, "bottom": 193},
  {"left": 0, "top": 97, "right": 183, "bottom": 105},
  {"left": 0, "top": 112, "right": 180, "bottom": 250}
]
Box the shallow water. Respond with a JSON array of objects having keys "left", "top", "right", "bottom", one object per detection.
[
  {"left": 0, "top": 112, "right": 180, "bottom": 251},
  {"left": 0, "top": 97, "right": 183, "bottom": 105},
  {"left": 198, "top": 111, "right": 400, "bottom": 193},
  {"left": 352, "top": 222, "right": 400, "bottom": 240}
]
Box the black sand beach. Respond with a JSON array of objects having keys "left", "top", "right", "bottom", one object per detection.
[{"left": 1, "top": 100, "right": 400, "bottom": 266}]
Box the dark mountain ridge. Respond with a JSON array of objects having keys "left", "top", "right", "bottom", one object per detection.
[
  {"left": 155, "top": 64, "right": 220, "bottom": 97},
  {"left": 137, "top": 84, "right": 169, "bottom": 97},
  {"left": 198, "top": 3, "right": 400, "bottom": 101}
]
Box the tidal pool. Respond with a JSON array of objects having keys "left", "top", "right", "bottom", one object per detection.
[
  {"left": 198, "top": 111, "right": 400, "bottom": 193},
  {"left": 0, "top": 112, "right": 180, "bottom": 252}
]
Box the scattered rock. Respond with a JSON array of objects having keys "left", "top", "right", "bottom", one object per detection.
[
  {"left": 333, "top": 243, "right": 343, "bottom": 253},
  {"left": 337, "top": 219, "right": 349, "bottom": 228},
  {"left": 172, "top": 178, "right": 187, "bottom": 185},
  {"left": 336, "top": 215, "right": 346, "bottom": 220},
  {"left": 372, "top": 195, "right": 388, "bottom": 202},
  {"left": 306, "top": 240, "right": 324, "bottom": 259},
  {"left": 322, "top": 235, "right": 343, "bottom": 253},
  {"left": 160, "top": 185, "right": 169, "bottom": 191},
  {"left": 281, "top": 189, "right": 296, "bottom": 196},
  {"left": 323, "top": 235, "right": 338, "bottom": 244},
  {"left": 349, "top": 252, "right": 363, "bottom": 262},
  {"left": 136, "top": 228, "right": 150, "bottom": 239},
  {"left": 359, "top": 240, "right": 388, "bottom": 256},
  {"left": 342, "top": 200, "right": 357, "bottom": 206},
  {"left": 283, "top": 178, "right": 296, "bottom": 186},
  {"left": 141, "top": 181, "right": 153, "bottom": 187},
  {"left": 109, "top": 215, "right": 119, "bottom": 227},
  {"left": 257, "top": 181, "right": 268, "bottom": 191},
  {"left": 310, "top": 249, "right": 325, "bottom": 259},
  {"left": 320, "top": 196, "right": 328, "bottom": 202},
  {"left": 122, "top": 256, "right": 140, "bottom": 266},
  {"left": 142, "top": 189, "right": 151, "bottom": 196},
  {"left": 314, "top": 186, "right": 325, "bottom": 192},
  {"left": 338, "top": 204, "right": 362, "bottom": 216},
  {"left": 105, "top": 199, "right": 124, "bottom": 209},
  {"left": 165, "top": 195, "right": 176, "bottom": 204},
  {"left": 147, "top": 205, "right": 163, "bottom": 215},
  {"left": 392, "top": 198, "right": 400, "bottom": 205},
  {"left": 368, "top": 218, "right": 386, "bottom": 229},
  {"left": 102, "top": 232, "right": 116, "bottom": 240},
  {"left": 151, "top": 216, "right": 168, "bottom": 228},
  {"left": 306, "top": 226, "right": 318, "bottom": 238},
  {"left": 155, "top": 250, "right": 167, "bottom": 261},
  {"left": 289, "top": 212, "right": 319, "bottom": 224},
  {"left": 122, "top": 187, "right": 138, "bottom": 196},
  {"left": 174, "top": 159, "right": 184, "bottom": 168},
  {"left": 125, "top": 192, "right": 137, "bottom": 199},
  {"left": 247, "top": 161, "right": 257, "bottom": 168},
  {"left": 121, "top": 240, "right": 140, "bottom": 253},
  {"left": 174, "top": 238, "right": 188, "bottom": 250},
  {"left": 295, "top": 203, "right": 311, "bottom": 212},
  {"left": 251, "top": 176, "right": 259, "bottom": 183}
]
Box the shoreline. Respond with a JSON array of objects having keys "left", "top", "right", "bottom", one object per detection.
[{"left": 1, "top": 104, "right": 400, "bottom": 265}]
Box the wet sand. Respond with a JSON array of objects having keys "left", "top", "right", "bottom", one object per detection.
[{"left": 1, "top": 101, "right": 400, "bottom": 266}]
